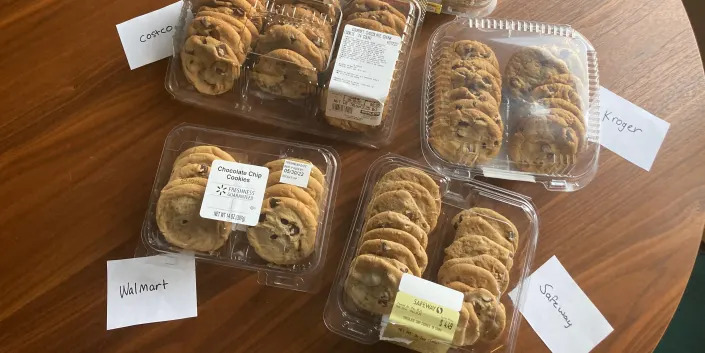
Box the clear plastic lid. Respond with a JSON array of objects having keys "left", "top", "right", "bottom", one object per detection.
[
  {"left": 323, "top": 154, "right": 538, "bottom": 351},
  {"left": 141, "top": 123, "right": 340, "bottom": 292},
  {"left": 421, "top": 18, "right": 600, "bottom": 191},
  {"left": 166, "top": 0, "right": 425, "bottom": 148}
]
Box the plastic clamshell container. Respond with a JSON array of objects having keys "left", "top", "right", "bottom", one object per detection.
[
  {"left": 141, "top": 124, "right": 340, "bottom": 292},
  {"left": 166, "top": 0, "right": 425, "bottom": 148},
  {"left": 323, "top": 154, "right": 538, "bottom": 352},
  {"left": 421, "top": 18, "right": 601, "bottom": 191}
]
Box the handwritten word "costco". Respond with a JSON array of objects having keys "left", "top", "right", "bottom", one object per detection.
[
  {"left": 140, "top": 26, "right": 174, "bottom": 43},
  {"left": 540, "top": 283, "right": 572, "bottom": 328},
  {"left": 602, "top": 111, "right": 643, "bottom": 133}
]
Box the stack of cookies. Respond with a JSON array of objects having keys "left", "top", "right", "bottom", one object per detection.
[
  {"left": 438, "top": 207, "right": 518, "bottom": 346},
  {"left": 321, "top": 0, "right": 406, "bottom": 132},
  {"left": 343, "top": 167, "right": 441, "bottom": 315},
  {"left": 429, "top": 40, "right": 504, "bottom": 166},
  {"left": 505, "top": 46, "right": 586, "bottom": 174},
  {"left": 251, "top": 1, "right": 337, "bottom": 99},
  {"left": 246, "top": 158, "right": 326, "bottom": 265},
  {"left": 156, "top": 145, "right": 240, "bottom": 252},
  {"left": 180, "top": 0, "right": 266, "bottom": 95}
]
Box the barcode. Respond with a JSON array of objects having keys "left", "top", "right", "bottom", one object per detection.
[{"left": 332, "top": 103, "right": 353, "bottom": 114}]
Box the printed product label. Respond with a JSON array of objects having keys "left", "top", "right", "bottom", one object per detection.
[
  {"left": 326, "top": 25, "right": 402, "bottom": 126},
  {"left": 380, "top": 274, "right": 463, "bottom": 353},
  {"left": 199, "top": 160, "right": 269, "bottom": 226},
  {"left": 278, "top": 159, "right": 312, "bottom": 188}
]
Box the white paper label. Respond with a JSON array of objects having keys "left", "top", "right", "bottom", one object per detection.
[
  {"left": 279, "top": 160, "right": 312, "bottom": 188},
  {"left": 199, "top": 160, "right": 269, "bottom": 226},
  {"left": 326, "top": 25, "right": 402, "bottom": 126},
  {"left": 509, "top": 256, "right": 613, "bottom": 353},
  {"left": 106, "top": 254, "right": 197, "bottom": 330},
  {"left": 599, "top": 87, "right": 670, "bottom": 171},
  {"left": 116, "top": 1, "right": 184, "bottom": 70}
]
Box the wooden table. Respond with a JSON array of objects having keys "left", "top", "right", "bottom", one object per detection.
[{"left": 1, "top": 0, "right": 704, "bottom": 352}]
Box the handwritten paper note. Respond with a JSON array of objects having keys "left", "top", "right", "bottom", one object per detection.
[
  {"left": 116, "top": 2, "right": 184, "bottom": 70},
  {"left": 509, "top": 256, "right": 613, "bottom": 353},
  {"left": 599, "top": 87, "right": 670, "bottom": 171},
  {"left": 106, "top": 254, "right": 197, "bottom": 330}
]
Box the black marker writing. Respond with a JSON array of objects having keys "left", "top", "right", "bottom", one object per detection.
[
  {"left": 602, "top": 111, "right": 644, "bottom": 133},
  {"left": 140, "top": 26, "right": 174, "bottom": 43},
  {"left": 540, "top": 283, "right": 572, "bottom": 328},
  {"left": 119, "top": 279, "right": 169, "bottom": 298}
]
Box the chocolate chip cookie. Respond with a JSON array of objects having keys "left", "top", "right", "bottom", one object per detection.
[
  {"left": 156, "top": 183, "right": 231, "bottom": 252},
  {"left": 531, "top": 82, "right": 583, "bottom": 110},
  {"left": 255, "top": 24, "right": 326, "bottom": 71},
  {"left": 181, "top": 35, "right": 241, "bottom": 95},
  {"left": 450, "top": 67, "right": 502, "bottom": 104},
  {"left": 357, "top": 238, "right": 422, "bottom": 276},
  {"left": 454, "top": 215, "right": 514, "bottom": 252},
  {"left": 372, "top": 181, "right": 440, "bottom": 231},
  {"left": 377, "top": 167, "right": 441, "bottom": 207},
  {"left": 439, "top": 255, "right": 510, "bottom": 293},
  {"left": 505, "top": 47, "right": 571, "bottom": 99},
  {"left": 508, "top": 114, "right": 580, "bottom": 174},
  {"left": 345, "top": 0, "right": 407, "bottom": 21},
  {"left": 453, "top": 208, "right": 519, "bottom": 252},
  {"left": 251, "top": 48, "right": 318, "bottom": 99},
  {"left": 437, "top": 263, "right": 501, "bottom": 296},
  {"left": 429, "top": 108, "right": 503, "bottom": 165},
  {"left": 346, "top": 10, "right": 405, "bottom": 36},
  {"left": 344, "top": 17, "right": 398, "bottom": 36},
  {"left": 264, "top": 183, "right": 320, "bottom": 218},
  {"left": 247, "top": 196, "right": 318, "bottom": 264},
  {"left": 344, "top": 254, "right": 409, "bottom": 315},
  {"left": 447, "top": 282, "right": 506, "bottom": 342},
  {"left": 363, "top": 211, "right": 428, "bottom": 248},
  {"left": 365, "top": 190, "right": 430, "bottom": 234},
  {"left": 444, "top": 234, "right": 514, "bottom": 269},
  {"left": 448, "top": 40, "right": 499, "bottom": 70},
  {"left": 360, "top": 228, "right": 428, "bottom": 273},
  {"left": 188, "top": 16, "right": 247, "bottom": 63}
]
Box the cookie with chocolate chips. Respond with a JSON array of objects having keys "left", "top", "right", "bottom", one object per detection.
[
  {"left": 180, "top": 35, "right": 241, "bottom": 95},
  {"left": 344, "top": 254, "right": 409, "bottom": 315},
  {"left": 247, "top": 196, "right": 318, "bottom": 265}
]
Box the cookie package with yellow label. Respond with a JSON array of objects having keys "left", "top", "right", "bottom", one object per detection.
[
  {"left": 141, "top": 123, "right": 341, "bottom": 292},
  {"left": 166, "top": 0, "right": 426, "bottom": 148},
  {"left": 420, "top": 17, "right": 601, "bottom": 192},
  {"left": 323, "top": 154, "right": 539, "bottom": 353}
]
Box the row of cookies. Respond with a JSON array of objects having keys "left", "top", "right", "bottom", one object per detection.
[
  {"left": 247, "top": 158, "right": 327, "bottom": 265},
  {"left": 505, "top": 46, "right": 586, "bottom": 174},
  {"left": 429, "top": 40, "right": 505, "bottom": 166},
  {"left": 321, "top": 0, "right": 408, "bottom": 133},
  {"left": 439, "top": 207, "right": 519, "bottom": 345},
  {"left": 181, "top": 0, "right": 266, "bottom": 95},
  {"left": 156, "top": 145, "right": 240, "bottom": 252},
  {"left": 251, "top": 1, "right": 338, "bottom": 99},
  {"left": 344, "top": 167, "right": 441, "bottom": 315}
]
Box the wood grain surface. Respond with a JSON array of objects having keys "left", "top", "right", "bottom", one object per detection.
[{"left": 1, "top": 0, "right": 704, "bottom": 352}]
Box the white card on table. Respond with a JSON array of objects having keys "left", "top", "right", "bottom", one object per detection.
[
  {"left": 599, "top": 86, "right": 670, "bottom": 171},
  {"left": 509, "top": 256, "right": 613, "bottom": 353},
  {"left": 106, "top": 254, "right": 197, "bottom": 330},
  {"left": 116, "top": 2, "right": 183, "bottom": 70}
]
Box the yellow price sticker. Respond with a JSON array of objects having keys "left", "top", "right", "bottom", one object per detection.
[
  {"left": 381, "top": 288, "right": 461, "bottom": 353},
  {"left": 426, "top": 2, "right": 443, "bottom": 14}
]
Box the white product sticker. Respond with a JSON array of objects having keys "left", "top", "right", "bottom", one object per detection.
[
  {"left": 116, "top": 1, "right": 185, "bottom": 70},
  {"left": 599, "top": 86, "right": 670, "bottom": 171},
  {"left": 482, "top": 167, "right": 536, "bottom": 183},
  {"left": 508, "top": 256, "right": 613, "bottom": 353},
  {"left": 279, "top": 159, "right": 312, "bottom": 188},
  {"left": 326, "top": 25, "right": 402, "bottom": 126},
  {"left": 199, "top": 160, "right": 269, "bottom": 226},
  {"left": 106, "top": 254, "right": 197, "bottom": 330}
]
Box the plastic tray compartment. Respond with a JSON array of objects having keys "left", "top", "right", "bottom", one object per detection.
[
  {"left": 141, "top": 124, "right": 340, "bottom": 292},
  {"left": 166, "top": 0, "right": 425, "bottom": 148},
  {"left": 323, "top": 154, "right": 538, "bottom": 352},
  {"left": 421, "top": 18, "right": 601, "bottom": 191}
]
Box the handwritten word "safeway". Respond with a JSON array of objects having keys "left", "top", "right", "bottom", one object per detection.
[{"left": 540, "top": 283, "right": 572, "bottom": 328}]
